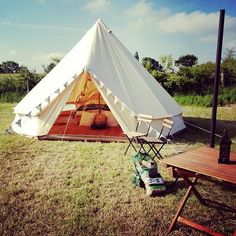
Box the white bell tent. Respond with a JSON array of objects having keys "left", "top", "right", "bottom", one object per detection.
[{"left": 11, "top": 19, "right": 185, "bottom": 140}]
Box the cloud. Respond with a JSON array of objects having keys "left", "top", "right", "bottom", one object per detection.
[
  {"left": 36, "top": 0, "right": 46, "bottom": 4},
  {"left": 83, "top": 0, "right": 111, "bottom": 13},
  {"left": 126, "top": 0, "right": 155, "bottom": 18},
  {"left": 199, "top": 34, "right": 216, "bottom": 43},
  {"left": 0, "top": 22, "right": 79, "bottom": 31},
  {"left": 9, "top": 49, "right": 17, "bottom": 55},
  {"left": 125, "top": 0, "right": 236, "bottom": 35},
  {"left": 33, "top": 52, "right": 63, "bottom": 63},
  {"left": 125, "top": 0, "right": 169, "bottom": 30},
  {"left": 159, "top": 11, "right": 218, "bottom": 34},
  {"left": 225, "top": 39, "right": 236, "bottom": 48},
  {"left": 224, "top": 15, "right": 236, "bottom": 34},
  {"left": 19, "top": 52, "right": 63, "bottom": 72},
  {"left": 6, "top": 51, "right": 63, "bottom": 72},
  {"left": 121, "top": 0, "right": 236, "bottom": 64}
]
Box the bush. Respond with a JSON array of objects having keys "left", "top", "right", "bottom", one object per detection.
[
  {"left": 0, "top": 72, "right": 41, "bottom": 102},
  {"left": 0, "top": 91, "right": 25, "bottom": 103},
  {"left": 220, "top": 86, "right": 236, "bottom": 104},
  {"left": 174, "top": 93, "right": 226, "bottom": 107}
]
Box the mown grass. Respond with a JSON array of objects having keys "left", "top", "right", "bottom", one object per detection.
[{"left": 0, "top": 103, "right": 236, "bottom": 235}]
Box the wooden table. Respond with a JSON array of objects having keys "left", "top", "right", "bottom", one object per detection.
[{"left": 161, "top": 146, "right": 236, "bottom": 235}]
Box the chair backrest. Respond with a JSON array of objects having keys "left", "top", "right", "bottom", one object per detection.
[
  {"left": 158, "top": 118, "right": 174, "bottom": 138},
  {"left": 136, "top": 114, "right": 153, "bottom": 135}
]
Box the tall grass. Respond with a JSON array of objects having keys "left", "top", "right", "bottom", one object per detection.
[
  {"left": 174, "top": 86, "right": 236, "bottom": 107},
  {"left": 174, "top": 95, "right": 212, "bottom": 107},
  {"left": 0, "top": 73, "right": 27, "bottom": 102},
  {"left": 0, "top": 91, "right": 25, "bottom": 103}
]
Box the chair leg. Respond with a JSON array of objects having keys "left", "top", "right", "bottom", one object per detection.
[
  {"left": 137, "top": 138, "right": 148, "bottom": 154},
  {"left": 146, "top": 143, "right": 155, "bottom": 156},
  {"left": 153, "top": 144, "right": 164, "bottom": 159},
  {"left": 158, "top": 143, "right": 165, "bottom": 154},
  {"left": 124, "top": 137, "right": 137, "bottom": 155},
  {"left": 146, "top": 143, "right": 163, "bottom": 159}
]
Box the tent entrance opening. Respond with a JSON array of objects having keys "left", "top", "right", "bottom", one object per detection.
[{"left": 48, "top": 72, "right": 124, "bottom": 139}]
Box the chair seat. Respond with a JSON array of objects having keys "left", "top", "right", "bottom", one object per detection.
[
  {"left": 136, "top": 119, "right": 174, "bottom": 159},
  {"left": 126, "top": 131, "right": 146, "bottom": 138},
  {"left": 140, "top": 136, "right": 166, "bottom": 144},
  {"left": 124, "top": 114, "right": 154, "bottom": 155}
]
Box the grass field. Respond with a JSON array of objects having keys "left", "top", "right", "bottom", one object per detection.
[{"left": 0, "top": 103, "right": 236, "bottom": 235}]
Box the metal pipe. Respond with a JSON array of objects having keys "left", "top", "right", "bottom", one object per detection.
[{"left": 210, "top": 9, "right": 225, "bottom": 148}]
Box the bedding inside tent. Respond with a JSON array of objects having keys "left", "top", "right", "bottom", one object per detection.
[{"left": 48, "top": 72, "right": 124, "bottom": 139}]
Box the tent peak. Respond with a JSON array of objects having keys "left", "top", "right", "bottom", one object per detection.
[
  {"left": 95, "top": 18, "right": 112, "bottom": 33},
  {"left": 97, "top": 18, "right": 104, "bottom": 24}
]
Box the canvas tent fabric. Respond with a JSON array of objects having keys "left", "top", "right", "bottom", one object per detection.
[{"left": 12, "top": 19, "right": 186, "bottom": 138}]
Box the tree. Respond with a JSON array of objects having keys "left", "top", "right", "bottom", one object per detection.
[
  {"left": 0, "top": 65, "right": 4, "bottom": 73},
  {"left": 151, "top": 70, "right": 170, "bottom": 91},
  {"left": 222, "top": 48, "right": 236, "bottom": 86},
  {"left": 1, "top": 61, "right": 21, "bottom": 73},
  {"left": 142, "top": 57, "right": 163, "bottom": 73},
  {"left": 159, "top": 54, "right": 174, "bottom": 72},
  {"left": 223, "top": 48, "right": 235, "bottom": 60},
  {"left": 43, "top": 57, "right": 61, "bottom": 75},
  {"left": 19, "top": 66, "right": 42, "bottom": 92},
  {"left": 175, "top": 54, "right": 198, "bottom": 67},
  {"left": 192, "top": 62, "right": 215, "bottom": 94}
]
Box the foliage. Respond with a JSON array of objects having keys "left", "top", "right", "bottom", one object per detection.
[
  {"left": 43, "top": 57, "right": 61, "bottom": 75},
  {"left": 0, "top": 92, "right": 25, "bottom": 103},
  {"left": 151, "top": 70, "right": 169, "bottom": 88},
  {"left": 0, "top": 61, "right": 22, "bottom": 73},
  {"left": 19, "top": 66, "right": 42, "bottom": 92},
  {"left": 142, "top": 53, "right": 235, "bottom": 102},
  {"left": 142, "top": 57, "right": 163, "bottom": 73},
  {"left": 0, "top": 74, "right": 26, "bottom": 93},
  {"left": 191, "top": 62, "right": 215, "bottom": 94},
  {"left": 218, "top": 86, "right": 236, "bottom": 105},
  {"left": 159, "top": 54, "right": 174, "bottom": 72},
  {"left": 1, "top": 49, "right": 236, "bottom": 106},
  {"left": 221, "top": 48, "right": 236, "bottom": 86},
  {"left": 174, "top": 87, "right": 236, "bottom": 107},
  {"left": 174, "top": 94, "right": 212, "bottom": 107},
  {"left": 165, "top": 72, "right": 192, "bottom": 95},
  {"left": 175, "top": 54, "right": 198, "bottom": 67},
  {"left": 0, "top": 71, "right": 42, "bottom": 102}
]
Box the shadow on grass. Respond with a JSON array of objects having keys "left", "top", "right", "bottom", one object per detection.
[{"left": 174, "top": 116, "right": 236, "bottom": 147}]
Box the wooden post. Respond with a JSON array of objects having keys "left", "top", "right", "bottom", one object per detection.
[{"left": 210, "top": 9, "right": 225, "bottom": 148}]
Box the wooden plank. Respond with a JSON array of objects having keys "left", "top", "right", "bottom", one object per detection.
[
  {"left": 172, "top": 167, "right": 196, "bottom": 178},
  {"left": 178, "top": 216, "right": 224, "bottom": 236},
  {"left": 168, "top": 176, "right": 199, "bottom": 233},
  {"left": 39, "top": 134, "right": 126, "bottom": 142}
]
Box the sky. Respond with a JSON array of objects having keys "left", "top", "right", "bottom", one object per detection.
[{"left": 0, "top": 0, "right": 236, "bottom": 72}]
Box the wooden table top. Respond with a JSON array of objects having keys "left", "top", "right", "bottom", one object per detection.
[{"left": 161, "top": 146, "right": 236, "bottom": 184}]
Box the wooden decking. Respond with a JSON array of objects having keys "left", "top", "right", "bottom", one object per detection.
[
  {"left": 39, "top": 134, "right": 126, "bottom": 142},
  {"left": 42, "top": 122, "right": 126, "bottom": 142}
]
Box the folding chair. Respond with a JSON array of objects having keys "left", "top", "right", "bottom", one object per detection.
[
  {"left": 124, "top": 114, "right": 153, "bottom": 155},
  {"left": 139, "top": 119, "right": 174, "bottom": 159}
]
